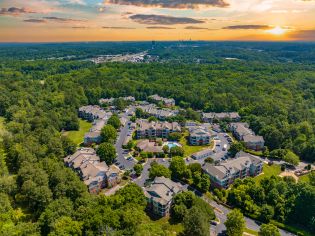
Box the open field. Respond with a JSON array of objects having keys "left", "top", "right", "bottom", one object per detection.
[
  {"left": 153, "top": 217, "right": 183, "bottom": 235},
  {"left": 63, "top": 119, "right": 92, "bottom": 146},
  {"left": 254, "top": 164, "right": 282, "bottom": 183}
]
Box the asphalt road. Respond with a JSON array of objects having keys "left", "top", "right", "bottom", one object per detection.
[{"left": 114, "top": 111, "right": 136, "bottom": 170}]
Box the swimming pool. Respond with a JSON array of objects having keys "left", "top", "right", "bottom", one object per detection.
[{"left": 163, "top": 142, "right": 181, "bottom": 149}]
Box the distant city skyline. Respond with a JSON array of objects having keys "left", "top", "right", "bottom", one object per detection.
[{"left": 0, "top": 0, "right": 315, "bottom": 42}]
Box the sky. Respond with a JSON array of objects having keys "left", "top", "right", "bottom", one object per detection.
[{"left": 0, "top": 0, "right": 315, "bottom": 42}]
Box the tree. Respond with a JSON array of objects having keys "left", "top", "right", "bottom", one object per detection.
[
  {"left": 283, "top": 150, "right": 299, "bottom": 166},
  {"left": 61, "top": 136, "right": 76, "bottom": 155},
  {"left": 97, "top": 142, "right": 116, "bottom": 165},
  {"left": 168, "top": 132, "right": 182, "bottom": 141},
  {"left": 170, "top": 156, "right": 187, "bottom": 179},
  {"left": 162, "top": 145, "right": 169, "bottom": 154},
  {"left": 225, "top": 209, "right": 245, "bottom": 236},
  {"left": 134, "top": 164, "right": 143, "bottom": 177},
  {"left": 259, "top": 223, "right": 280, "bottom": 236},
  {"left": 149, "top": 162, "right": 171, "bottom": 179},
  {"left": 229, "top": 142, "right": 244, "bottom": 157},
  {"left": 49, "top": 216, "right": 83, "bottom": 236},
  {"left": 101, "top": 125, "right": 117, "bottom": 143},
  {"left": 107, "top": 114, "right": 121, "bottom": 129},
  {"left": 148, "top": 116, "right": 158, "bottom": 122},
  {"left": 113, "top": 98, "right": 127, "bottom": 111},
  {"left": 170, "top": 146, "right": 184, "bottom": 157},
  {"left": 183, "top": 206, "right": 209, "bottom": 236},
  {"left": 199, "top": 174, "right": 210, "bottom": 193},
  {"left": 259, "top": 204, "right": 274, "bottom": 223}
]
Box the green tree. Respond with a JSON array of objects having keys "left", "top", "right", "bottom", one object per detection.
[
  {"left": 183, "top": 206, "right": 209, "bottom": 236},
  {"left": 168, "top": 132, "right": 182, "bottom": 141},
  {"left": 170, "top": 156, "right": 187, "bottom": 179},
  {"left": 134, "top": 164, "right": 143, "bottom": 177},
  {"left": 229, "top": 142, "right": 244, "bottom": 157},
  {"left": 107, "top": 114, "right": 121, "bottom": 129},
  {"left": 101, "top": 124, "right": 117, "bottom": 143},
  {"left": 97, "top": 142, "right": 116, "bottom": 165},
  {"left": 259, "top": 223, "right": 280, "bottom": 236},
  {"left": 49, "top": 216, "right": 83, "bottom": 236},
  {"left": 283, "top": 150, "right": 299, "bottom": 166},
  {"left": 148, "top": 116, "right": 158, "bottom": 122},
  {"left": 149, "top": 162, "right": 171, "bottom": 179},
  {"left": 225, "top": 209, "right": 245, "bottom": 236},
  {"left": 259, "top": 204, "right": 274, "bottom": 223},
  {"left": 170, "top": 146, "right": 184, "bottom": 157}
]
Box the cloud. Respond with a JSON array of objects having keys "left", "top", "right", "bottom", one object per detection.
[
  {"left": 146, "top": 26, "right": 175, "bottom": 29},
  {"left": 43, "top": 16, "right": 83, "bottom": 23},
  {"left": 223, "top": 24, "right": 272, "bottom": 30},
  {"left": 0, "top": 7, "right": 35, "bottom": 16},
  {"left": 102, "top": 26, "right": 135, "bottom": 29},
  {"left": 24, "top": 19, "right": 46, "bottom": 23},
  {"left": 130, "top": 14, "right": 205, "bottom": 25},
  {"left": 185, "top": 26, "right": 212, "bottom": 30},
  {"left": 288, "top": 30, "right": 315, "bottom": 41},
  {"left": 106, "top": 0, "right": 229, "bottom": 8}
]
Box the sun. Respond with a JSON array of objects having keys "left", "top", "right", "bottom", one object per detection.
[{"left": 266, "top": 26, "right": 286, "bottom": 35}]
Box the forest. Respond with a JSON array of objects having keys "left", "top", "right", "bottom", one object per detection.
[{"left": 0, "top": 42, "right": 314, "bottom": 235}]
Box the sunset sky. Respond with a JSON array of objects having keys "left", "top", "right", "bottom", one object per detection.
[{"left": 0, "top": 0, "right": 315, "bottom": 42}]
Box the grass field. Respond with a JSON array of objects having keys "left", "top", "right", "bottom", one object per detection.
[
  {"left": 254, "top": 164, "right": 282, "bottom": 183},
  {"left": 243, "top": 228, "right": 258, "bottom": 236},
  {"left": 179, "top": 131, "right": 214, "bottom": 157},
  {"left": 153, "top": 217, "right": 183, "bottom": 235},
  {"left": 299, "top": 173, "right": 310, "bottom": 183},
  {"left": 0, "top": 117, "right": 6, "bottom": 142},
  {"left": 63, "top": 119, "right": 92, "bottom": 146}
]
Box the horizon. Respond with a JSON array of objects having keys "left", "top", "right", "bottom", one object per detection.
[{"left": 0, "top": 0, "right": 315, "bottom": 42}]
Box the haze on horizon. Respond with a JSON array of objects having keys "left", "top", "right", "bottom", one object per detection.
[{"left": 0, "top": 0, "right": 315, "bottom": 42}]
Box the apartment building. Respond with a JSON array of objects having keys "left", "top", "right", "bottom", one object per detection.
[
  {"left": 135, "top": 119, "right": 181, "bottom": 139},
  {"left": 202, "top": 112, "right": 241, "bottom": 123},
  {"left": 144, "top": 177, "right": 183, "bottom": 217},
  {"left": 189, "top": 127, "right": 211, "bottom": 146},
  {"left": 229, "top": 122, "right": 265, "bottom": 151},
  {"left": 148, "top": 94, "right": 175, "bottom": 107},
  {"left": 203, "top": 151, "right": 263, "bottom": 189},
  {"left": 64, "top": 148, "right": 120, "bottom": 193}
]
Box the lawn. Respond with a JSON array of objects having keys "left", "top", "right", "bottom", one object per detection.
[
  {"left": 153, "top": 216, "right": 183, "bottom": 235},
  {"left": 299, "top": 173, "right": 310, "bottom": 183},
  {"left": 254, "top": 164, "right": 282, "bottom": 183},
  {"left": 63, "top": 119, "right": 92, "bottom": 146},
  {"left": 0, "top": 116, "right": 6, "bottom": 142},
  {"left": 179, "top": 131, "right": 214, "bottom": 157},
  {"left": 243, "top": 228, "right": 258, "bottom": 236}
]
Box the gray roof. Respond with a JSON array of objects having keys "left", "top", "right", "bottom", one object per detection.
[
  {"left": 144, "top": 177, "right": 183, "bottom": 205},
  {"left": 191, "top": 149, "right": 213, "bottom": 158},
  {"left": 136, "top": 140, "right": 163, "bottom": 153},
  {"left": 136, "top": 119, "right": 181, "bottom": 132},
  {"left": 203, "top": 151, "right": 262, "bottom": 180},
  {"left": 190, "top": 127, "right": 211, "bottom": 137},
  {"left": 203, "top": 112, "right": 240, "bottom": 120},
  {"left": 243, "top": 134, "right": 264, "bottom": 143}
]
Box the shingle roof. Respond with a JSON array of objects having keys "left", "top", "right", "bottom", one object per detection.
[{"left": 144, "top": 177, "right": 182, "bottom": 205}]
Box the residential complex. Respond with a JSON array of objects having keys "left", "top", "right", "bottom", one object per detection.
[
  {"left": 148, "top": 94, "right": 175, "bottom": 107},
  {"left": 144, "top": 177, "right": 183, "bottom": 216},
  {"left": 64, "top": 148, "right": 120, "bottom": 193},
  {"left": 229, "top": 122, "right": 265, "bottom": 151},
  {"left": 136, "top": 139, "right": 164, "bottom": 154},
  {"left": 135, "top": 119, "right": 181, "bottom": 139},
  {"left": 189, "top": 127, "right": 211, "bottom": 145},
  {"left": 79, "top": 105, "right": 111, "bottom": 122},
  {"left": 202, "top": 112, "right": 241, "bottom": 123},
  {"left": 191, "top": 149, "right": 213, "bottom": 160},
  {"left": 137, "top": 104, "right": 179, "bottom": 120},
  {"left": 99, "top": 96, "right": 135, "bottom": 105},
  {"left": 84, "top": 119, "right": 107, "bottom": 145},
  {"left": 202, "top": 151, "right": 263, "bottom": 189}
]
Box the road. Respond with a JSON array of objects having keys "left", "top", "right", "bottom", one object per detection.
[{"left": 114, "top": 108, "right": 136, "bottom": 170}]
